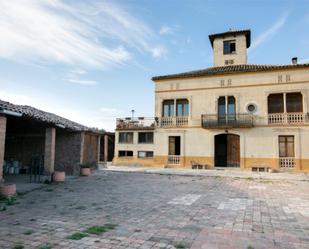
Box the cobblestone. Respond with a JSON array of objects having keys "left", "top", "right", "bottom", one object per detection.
[{"left": 0, "top": 170, "right": 308, "bottom": 248}]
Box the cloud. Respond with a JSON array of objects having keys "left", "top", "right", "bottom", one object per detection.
[
  {"left": 250, "top": 14, "right": 289, "bottom": 51},
  {"left": 0, "top": 0, "right": 166, "bottom": 69},
  {"left": 159, "top": 25, "right": 180, "bottom": 36},
  {"left": 66, "top": 78, "right": 97, "bottom": 85},
  {"left": 159, "top": 25, "right": 173, "bottom": 35},
  {"left": 151, "top": 46, "right": 167, "bottom": 59}
]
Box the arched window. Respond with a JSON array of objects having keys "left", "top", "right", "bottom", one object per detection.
[
  {"left": 162, "top": 100, "right": 174, "bottom": 117},
  {"left": 176, "top": 99, "right": 189, "bottom": 116}
]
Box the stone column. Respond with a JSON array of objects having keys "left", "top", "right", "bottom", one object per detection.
[
  {"left": 0, "top": 116, "right": 7, "bottom": 182},
  {"left": 97, "top": 135, "right": 101, "bottom": 163},
  {"left": 44, "top": 127, "right": 56, "bottom": 175},
  {"left": 104, "top": 134, "right": 108, "bottom": 162}
]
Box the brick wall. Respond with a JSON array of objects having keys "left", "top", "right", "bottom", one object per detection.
[{"left": 55, "top": 130, "right": 82, "bottom": 175}]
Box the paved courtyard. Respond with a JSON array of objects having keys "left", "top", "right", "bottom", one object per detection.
[{"left": 0, "top": 170, "right": 309, "bottom": 249}]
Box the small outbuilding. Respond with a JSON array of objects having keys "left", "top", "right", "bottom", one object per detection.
[{"left": 0, "top": 99, "right": 114, "bottom": 184}]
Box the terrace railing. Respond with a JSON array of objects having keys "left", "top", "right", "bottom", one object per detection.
[
  {"left": 268, "top": 112, "right": 308, "bottom": 125},
  {"left": 167, "top": 155, "right": 180, "bottom": 165},
  {"left": 279, "top": 157, "right": 295, "bottom": 169},
  {"left": 160, "top": 116, "right": 189, "bottom": 128},
  {"left": 116, "top": 117, "right": 156, "bottom": 130},
  {"left": 201, "top": 113, "right": 254, "bottom": 129}
]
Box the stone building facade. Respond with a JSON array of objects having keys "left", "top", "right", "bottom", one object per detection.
[{"left": 113, "top": 29, "right": 309, "bottom": 172}]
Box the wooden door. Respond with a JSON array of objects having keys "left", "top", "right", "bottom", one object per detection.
[{"left": 227, "top": 134, "right": 240, "bottom": 167}]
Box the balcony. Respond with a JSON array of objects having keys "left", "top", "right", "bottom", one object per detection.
[
  {"left": 201, "top": 114, "right": 254, "bottom": 129},
  {"left": 116, "top": 117, "right": 156, "bottom": 130},
  {"left": 160, "top": 116, "right": 189, "bottom": 128},
  {"left": 268, "top": 113, "right": 309, "bottom": 125}
]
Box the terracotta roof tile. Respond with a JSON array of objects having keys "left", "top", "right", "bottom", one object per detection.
[
  {"left": 152, "top": 64, "right": 309, "bottom": 81},
  {"left": 0, "top": 99, "right": 103, "bottom": 133}
]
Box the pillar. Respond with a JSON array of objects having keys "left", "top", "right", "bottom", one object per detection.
[
  {"left": 80, "top": 132, "right": 85, "bottom": 164},
  {"left": 44, "top": 127, "right": 56, "bottom": 175},
  {"left": 104, "top": 134, "right": 108, "bottom": 162},
  {"left": 97, "top": 135, "right": 101, "bottom": 162},
  {"left": 0, "top": 116, "right": 7, "bottom": 182}
]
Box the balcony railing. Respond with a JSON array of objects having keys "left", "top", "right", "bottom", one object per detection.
[
  {"left": 268, "top": 113, "right": 308, "bottom": 125},
  {"left": 116, "top": 117, "right": 156, "bottom": 130},
  {"left": 201, "top": 114, "right": 254, "bottom": 129},
  {"left": 160, "top": 116, "right": 189, "bottom": 128},
  {"left": 279, "top": 157, "right": 295, "bottom": 168},
  {"left": 167, "top": 155, "right": 180, "bottom": 165}
]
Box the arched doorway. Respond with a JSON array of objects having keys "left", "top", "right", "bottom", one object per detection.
[{"left": 215, "top": 134, "right": 240, "bottom": 167}]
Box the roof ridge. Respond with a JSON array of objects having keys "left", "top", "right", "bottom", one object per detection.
[{"left": 152, "top": 63, "right": 309, "bottom": 81}]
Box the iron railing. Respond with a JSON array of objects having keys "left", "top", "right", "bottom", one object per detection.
[{"left": 201, "top": 113, "right": 254, "bottom": 129}]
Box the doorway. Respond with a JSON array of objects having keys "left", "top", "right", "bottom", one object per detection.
[
  {"left": 168, "top": 136, "right": 181, "bottom": 156},
  {"left": 214, "top": 134, "right": 240, "bottom": 167}
]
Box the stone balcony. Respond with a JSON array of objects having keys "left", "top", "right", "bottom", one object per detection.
[{"left": 267, "top": 112, "right": 309, "bottom": 125}]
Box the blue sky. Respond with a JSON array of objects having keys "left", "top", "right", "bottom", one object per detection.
[{"left": 0, "top": 0, "right": 309, "bottom": 131}]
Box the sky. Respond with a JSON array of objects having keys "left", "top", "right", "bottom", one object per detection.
[{"left": 0, "top": 0, "right": 309, "bottom": 131}]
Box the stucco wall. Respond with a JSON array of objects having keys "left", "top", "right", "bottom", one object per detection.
[{"left": 213, "top": 34, "right": 247, "bottom": 66}]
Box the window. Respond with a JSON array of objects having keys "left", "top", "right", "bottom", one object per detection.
[
  {"left": 218, "top": 96, "right": 236, "bottom": 119},
  {"left": 162, "top": 100, "right": 174, "bottom": 117},
  {"left": 286, "top": 92, "right": 303, "bottom": 113},
  {"left": 223, "top": 40, "right": 236, "bottom": 54},
  {"left": 268, "top": 94, "right": 284, "bottom": 113},
  {"left": 279, "top": 136, "right": 294, "bottom": 157},
  {"left": 118, "top": 132, "right": 133, "bottom": 143},
  {"left": 225, "top": 59, "right": 234, "bottom": 65},
  {"left": 176, "top": 99, "right": 189, "bottom": 116},
  {"left": 246, "top": 103, "right": 257, "bottom": 113},
  {"left": 268, "top": 92, "right": 303, "bottom": 113},
  {"left": 138, "top": 132, "right": 153, "bottom": 143},
  {"left": 118, "top": 151, "right": 133, "bottom": 157},
  {"left": 138, "top": 151, "right": 154, "bottom": 158}
]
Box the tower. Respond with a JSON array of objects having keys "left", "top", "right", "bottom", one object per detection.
[{"left": 209, "top": 29, "right": 251, "bottom": 67}]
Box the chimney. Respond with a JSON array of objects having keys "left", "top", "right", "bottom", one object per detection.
[{"left": 292, "top": 57, "right": 298, "bottom": 65}]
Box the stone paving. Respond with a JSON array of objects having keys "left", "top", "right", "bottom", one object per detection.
[{"left": 0, "top": 170, "right": 308, "bottom": 249}]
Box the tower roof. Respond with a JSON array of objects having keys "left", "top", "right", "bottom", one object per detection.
[{"left": 209, "top": 29, "right": 251, "bottom": 48}]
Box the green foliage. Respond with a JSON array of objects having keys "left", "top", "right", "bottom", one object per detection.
[
  {"left": 83, "top": 224, "right": 117, "bottom": 235},
  {"left": 39, "top": 243, "right": 52, "bottom": 249},
  {"left": 23, "top": 230, "right": 33, "bottom": 235},
  {"left": 13, "top": 244, "right": 24, "bottom": 249},
  {"left": 175, "top": 244, "right": 186, "bottom": 249},
  {"left": 67, "top": 232, "right": 89, "bottom": 240}
]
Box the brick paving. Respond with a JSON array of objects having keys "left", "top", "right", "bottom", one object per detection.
[{"left": 0, "top": 171, "right": 308, "bottom": 249}]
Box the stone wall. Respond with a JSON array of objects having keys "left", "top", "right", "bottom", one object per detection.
[{"left": 55, "top": 130, "right": 82, "bottom": 175}]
